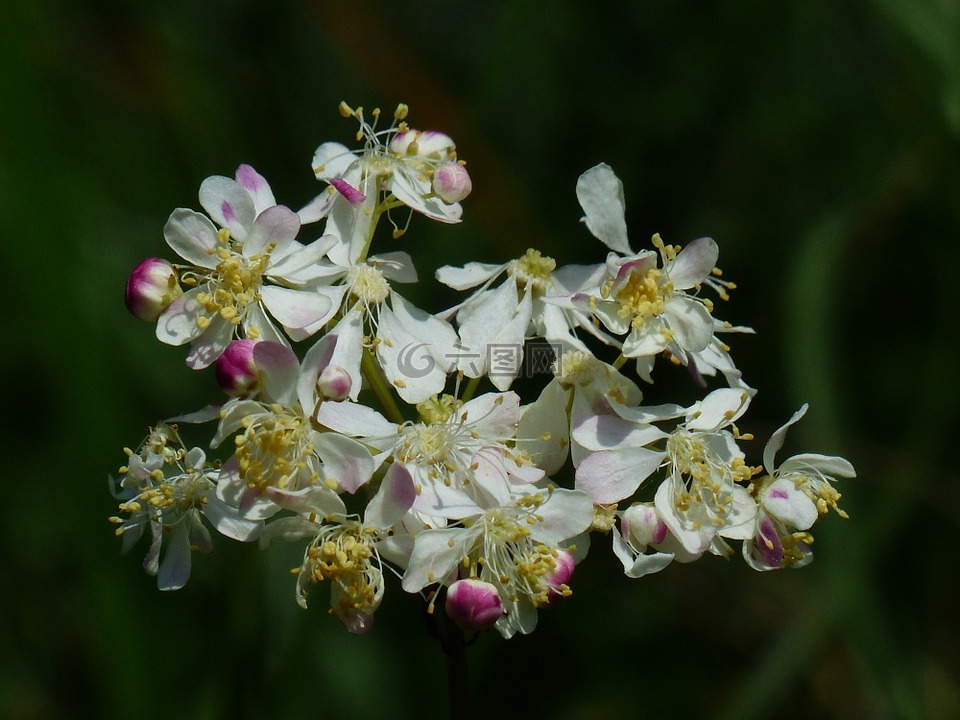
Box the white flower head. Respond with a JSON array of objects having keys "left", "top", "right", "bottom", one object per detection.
[
  {"left": 109, "top": 423, "right": 261, "bottom": 590},
  {"left": 156, "top": 164, "right": 334, "bottom": 368},
  {"left": 316, "top": 391, "right": 542, "bottom": 520},
  {"left": 743, "top": 404, "right": 856, "bottom": 571},
  {"left": 402, "top": 486, "right": 595, "bottom": 638},
  {"left": 302, "top": 103, "right": 465, "bottom": 264}
]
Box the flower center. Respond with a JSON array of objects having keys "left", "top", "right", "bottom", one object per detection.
[
  {"left": 234, "top": 405, "right": 316, "bottom": 491},
  {"left": 612, "top": 266, "right": 672, "bottom": 329},
  {"left": 398, "top": 423, "right": 462, "bottom": 471},
  {"left": 346, "top": 264, "right": 391, "bottom": 306},
  {"left": 476, "top": 495, "right": 563, "bottom": 606},
  {"left": 508, "top": 248, "right": 556, "bottom": 296},
  {"left": 299, "top": 521, "right": 383, "bottom": 615},
  {"left": 195, "top": 229, "right": 269, "bottom": 328}
]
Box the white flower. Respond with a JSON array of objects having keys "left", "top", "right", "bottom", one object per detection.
[
  {"left": 436, "top": 248, "right": 611, "bottom": 389},
  {"left": 401, "top": 485, "right": 595, "bottom": 638},
  {"left": 611, "top": 502, "right": 703, "bottom": 578},
  {"left": 109, "top": 423, "right": 261, "bottom": 590},
  {"left": 301, "top": 103, "right": 465, "bottom": 267},
  {"left": 517, "top": 349, "right": 645, "bottom": 476},
  {"left": 315, "top": 392, "right": 542, "bottom": 520},
  {"left": 574, "top": 163, "right": 741, "bottom": 379},
  {"left": 156, "top": 164, "right": 335, "bottom": 368},
  {"left": 260, "top": 462, "right": 417, "bottom": 633},
  {"left": 210, "top": 342, "right": 368, "bottom": 520},
  {"left": 572, "top": 387, "right": 757, "bottom": 556},
  {"left": 743, "top": 404, "right": 855, "bottom": 571},
  {"left": 289, "top": 247, "right": 459, "bottom": 404}
]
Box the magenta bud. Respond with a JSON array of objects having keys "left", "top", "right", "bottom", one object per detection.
[
  {"left": 390, "top": 129, "right": 456, "bottom": 159},
  {"left": 445, "top": 579, "right": 503, "bottom": 632},
  {"left": 545, "top": 550, "right": 576, "bottom": 603},
  {"left": 215, "top": 339, "right": 260, "bottom": 397},
  {"left": 317, "top": 365, "right": 353, "bottom": 401},
  {"left": 621, "top": 503, "right": 668, "bottom": 549},
  {"left": 432, "top": 162, "right": 472, "bottom": 203},
  {"left": 125, "top": 258, "right": 181, "bottom": 321}
]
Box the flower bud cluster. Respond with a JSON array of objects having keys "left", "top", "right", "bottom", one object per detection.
[{"left": 110, "top": 102, "right": 854, "bottom": 638}]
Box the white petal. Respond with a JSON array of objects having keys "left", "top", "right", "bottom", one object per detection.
[
  {"left": 268, "top": 234, "right": 338, "bottom": 279},
  {"left": 261, "top": 286, "right": 332, "bottom": 331},
  {"left": 202, "top": 495, "right": 263, "bottom": 542},
  {"left": 686, "top": 388, "right": 752, "bottom": 431},
  {"left": 252, "top": 341, "right": 299, "bottom": 406},
  {"left": 185, "top": 316, "right": 233, "bottom": 369},
  {"left": 717, "top": 486, "right": 759, "bottom": 540},
  {"left": 435, "top": 262, "right": 505, "bottom": 290},
  {"left": 401, "top": 528, "right": 475, "bottom": 593},
  {"left": 264, "top": 484, "right": 347, "bottom": 518},
  {"left": 314, "top": 401, "right": 396, "bottom": 439},
  {"left": 669, "top": 237, "right": 719, "bottom": 290},
  {"left": 575, "top": 163, "right": 631, "bottom": 254},
  {"left": 163, "top": 209, "right": 219, "bottom": 268},
  {"left": 315, "top": 432, "right": 377, "bottom": 494},
  {"left": 763, "top": 478, "right": 818, "bottom": 530},
  {"left": 157, "top": 522, "right": 192, "bottom": 591},
  {"left": 571, "top": 413, "right": 667, "bottom": 452},
  {"left": 377, "top": 307, "right": 447, "bottom": 404},
  {"left": 763, "top": 404, "right": 808, "bottom": 473},
  {"left": 371, "top": 251, "right": 419, "bottom": 283},
  {"left": 364, "top": 463, "right": 417, "bottom": 529},
  {"left": 517, "top": 380, "right": 571, "bottom": 476},
  {"left": 533, "top": 488, "right": 596, "bottom": 544},
  {"left": 156, "top": 287, "right": 205, "bottom": 346},
  {"left": 575, "top": 446, "right": 665, "bottom": 504},
  {"left": 244, "top": 204, "right": 300, "bottom": 258},
  {"left": 664, "top": 296, "right": 714, "bottom": 352},
  {"left": 234, "top": 164, "right": 276, "bottom": 215},
  {"left": 297, "top": 332, "right": 337, "bottom": 414},
  {"left": 312, "top": 142, "right": 357, "bottom": 180},
  {"left": 391, "top": 170, "right": 463, "bottom": 223},
  {"left": 326, "top": 309, "right": 364, "bottom": 401},
  {"left": 198, "top": 175, "right": 255, "bottom": 241},
  {"left": 778, "top": 453, "right": 856, "bottom": 479}
]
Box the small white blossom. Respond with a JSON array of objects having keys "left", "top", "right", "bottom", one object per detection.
[{"left": 156, "top": 164, "right": 335, "bottom": 368}]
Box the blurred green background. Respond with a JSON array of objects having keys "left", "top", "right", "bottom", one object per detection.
[{"left": 3, "top": 0, "right": 959, "bottom": 718}]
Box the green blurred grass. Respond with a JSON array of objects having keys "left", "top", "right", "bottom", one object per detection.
[{"left": 2, "top": 0, "right": 959, "bottom": 718}]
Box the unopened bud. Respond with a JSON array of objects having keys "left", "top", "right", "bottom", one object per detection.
[
  {"left": 215, "top": 339, "right": 260, "bottom": 397},
  {"left": 445, "top": 579, "right": 504, "bottom": 632},
  {"left": 317, "top": 365, "right": 353, "bottom": 401},
  {"left": 432, "top": 162, "right": 472, "bottom": 203},
  {"left": 545, "top": 550, "right": 576, "bottom": 603},
  {"left": 125, "top": 258, "right": 181, "bottom": 321},
  {"left": 621, "top": 503, "right": 668, "bottom": 549},
  {"left": 390, "top": 129, "right": 456, "bottom": 159}
]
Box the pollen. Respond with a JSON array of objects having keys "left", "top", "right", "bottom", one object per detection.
[
  {"left": 615, "top": 266, "right": 672, "bottom": 328},
  {"left": 508, "top": 248, "right": 556, "bottom": 296}
]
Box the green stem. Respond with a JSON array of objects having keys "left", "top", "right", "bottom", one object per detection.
[
  {"left": 612, "top": 352, "right": 628, "bottom": 369},
  {"left": 360, "top": 348, "right": 406, "bottom": 425},
  {"left": 460, "top": 375, "right": 481, "bottom": 403}
]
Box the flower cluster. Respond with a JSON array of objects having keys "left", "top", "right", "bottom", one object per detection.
[{"left": 111, "top": 102, "right": 855, "bottom": 638}]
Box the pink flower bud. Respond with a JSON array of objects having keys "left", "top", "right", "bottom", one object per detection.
[
  {"left": 544, "top": 550, "right": 576, "bottom": 603},
  {"left": 317, "top": 365, "right": 353, "bottom": 401},
  {"left": 215, "top": 339, "right": 260, "bottom": 397},
  {"left": 124, "top": 258, "right": 181, "bottom": 321},
  {"left": 432, "top": 162, "right": 472, "bottom": 203},
  {"left": 390, "top": 129, "right": 456, "bottom": 159},
  {"left": 621, "top": 503, "right": 668, "bottom": 549},
  {"left": 445, "top": 579, "right": 503, "bottom": 632}
]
